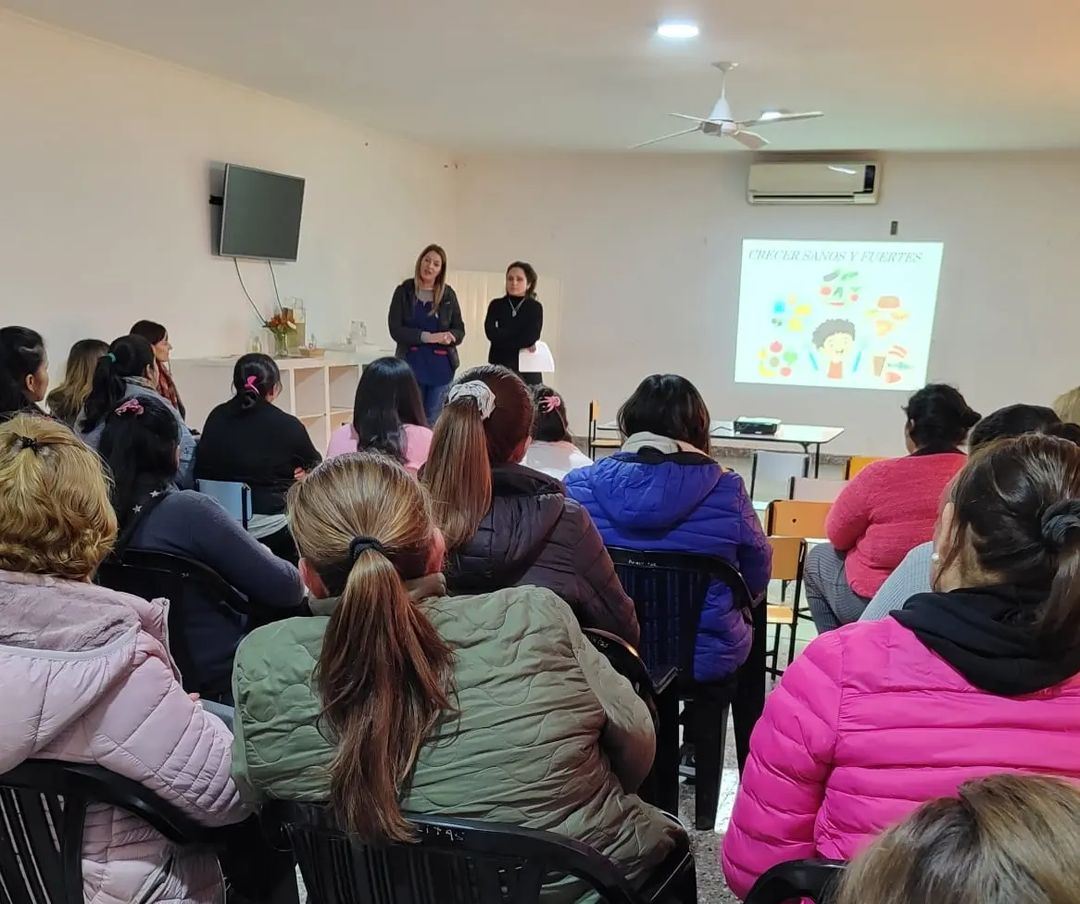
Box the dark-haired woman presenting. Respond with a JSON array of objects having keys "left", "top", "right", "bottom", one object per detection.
[
  {"left": 195, "top": 354, "right": 321, "bottom": 562},
  {"left": 485, "top": 261, "right": 544, "bottom": 386}
]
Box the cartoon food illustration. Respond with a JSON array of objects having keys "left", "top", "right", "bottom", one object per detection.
[
  {"left": 757, "top": 341, "right": 799, "bottom": 378},
  {"left": 819, "top": 270, "right": 862, "bottom": 307}
]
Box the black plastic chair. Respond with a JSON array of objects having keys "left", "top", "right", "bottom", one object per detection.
[
  {"left": 269, "top": 801, "right": 697, "bottom": 904},
  {"left": 0, "top": 759, "right": 217, "bottom": 904},
  {"left": 745, "top": 858, "right": 847, "bottom": 904},
  {"left": 607, "top": 547, "right": 758, "bottom": 830},
  {"left": 95, "top": 549, "right": 255, "bottom": 696}
]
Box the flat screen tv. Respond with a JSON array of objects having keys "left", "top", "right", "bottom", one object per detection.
[{"left": 219, "top": 164, "right": 305, "bottom": 261}]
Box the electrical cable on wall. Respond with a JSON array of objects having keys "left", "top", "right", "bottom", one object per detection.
[
  {"left": 233, "top": 257, "right": 266, "bottom": 325},
  {"left": 268, "top": 259, "right": 283, "bottom": 311}
]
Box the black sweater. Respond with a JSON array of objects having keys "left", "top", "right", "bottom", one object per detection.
[
  {"left": 485, "top": 296, "right": 543, "bottom": 373},
  {"left": 195, "top": 397, "right": 322, "bottom": 515}
]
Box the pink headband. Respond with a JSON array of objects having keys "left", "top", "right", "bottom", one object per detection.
[
  {"left": 243, "top": 375, "right": 260, "bottom": 395},
  {"left": 115, "top": 398, "right": 144, "bottom": 417},
  {"left": 541, "top": 394, "right": 561, "bottom": 414}
]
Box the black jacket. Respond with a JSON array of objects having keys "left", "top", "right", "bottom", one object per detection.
[
  {"left": 484, "top": 296, "right": 543, "bottom": 373},
  {"left": 195, "top": 397, "right": 322, "bottom": 515},
  {"left": 446, "top": 463, "right": 639, "bottom": 645},
  {"left": 388, "top": 279, "right": 466, "bottom": 371}
]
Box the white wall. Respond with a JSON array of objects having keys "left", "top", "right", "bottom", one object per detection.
[
  {"left": 0, "top": 11, "right": 455, "bottom": 379},
  {"left": 454, "top": 151, "right": 1080, "bottom": 455}
]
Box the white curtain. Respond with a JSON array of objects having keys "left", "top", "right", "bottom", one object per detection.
[{"left": 448, "top": 270, "right": 563, "bottom": 386}]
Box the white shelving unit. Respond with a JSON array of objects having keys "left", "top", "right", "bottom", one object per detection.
[{"left": 171, "top": 346, "right": 394, "bottom": 451}]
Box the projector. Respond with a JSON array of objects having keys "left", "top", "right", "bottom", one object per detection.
[{"left": 734, "top": 417, "right": 782, "bottom": 436}]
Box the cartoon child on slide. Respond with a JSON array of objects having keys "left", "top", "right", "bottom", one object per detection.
[{"left": 812, "top": 319, "right": 856, "bottom": 380}]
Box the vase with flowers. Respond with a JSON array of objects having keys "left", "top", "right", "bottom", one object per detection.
[{"left": 266, "top": 310, "right": 297, "bottom": 358}]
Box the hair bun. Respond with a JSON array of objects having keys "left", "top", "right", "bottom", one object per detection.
[{"left": 1040, "top": 500, "right": 1080, "bottom": 552}]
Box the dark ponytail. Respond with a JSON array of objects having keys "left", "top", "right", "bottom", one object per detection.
[
  {"left": 288, "top": 454, "right": 454, "bottom": 842},
  {"left": 947, "top": 434, "right": 1080, "bottom": 650},
  {"left": 232, "top": 353, "right": 280, "bottom": 411},
  {"left": 531, "top": 385, "right": 571, "bottom": 443},
  {"left": 904, "top": 383, "right": 980, "bottom": 452},
  {"left": 82, "top": 335, "right": 155, "bottom": 433},
  {"left": 0, "top": 326, "right": 46, "bottom": 415}
]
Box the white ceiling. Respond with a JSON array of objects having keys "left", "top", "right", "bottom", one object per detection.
[{"left": 7, "top": 0, "right": 1080, "bottom": 153}]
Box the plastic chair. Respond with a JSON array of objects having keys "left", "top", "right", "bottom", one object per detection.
[
  {"left": 789, "top": 476, "right": 847, "bottom": 503},
  {"left": 0, "top": 759, "right": 217, "bottom": 904},
  {"left": 606, "top": 547, "right": 756, "bottom": 830},
  {"left": 765, "top": 500, "right": 832, "bottom": 541},
  {"left": 845, "top": 455, "right": 884, "bottom": 480},
  {"left": 765, "top": 537, "right": 807, "bottom": 678},
  {"left": 95, "top": 549, "right": 253, "bottom": 697},
  {"left": 587, "top": 400, "right": 621, "bottom": 459},
  {"left": 269, "top": 801, "right": 697, "bottom": 904},
  {"left": 745, "top": 858, "right": 847, "bottom": 904},
  {"left": 196, "top": 478, "right": 253, "bottom": 529},
  {"left": 749, "top": 451, "right": 810, "bottom": 503}
]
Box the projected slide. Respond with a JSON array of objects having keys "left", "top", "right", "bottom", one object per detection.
[{"left": 734, "top": 240, "right": 944, "bottom": 391}]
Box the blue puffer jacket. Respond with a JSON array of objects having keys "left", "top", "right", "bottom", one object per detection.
[{"left": 565, "top": 448, "right": 772, "bottom": 682}]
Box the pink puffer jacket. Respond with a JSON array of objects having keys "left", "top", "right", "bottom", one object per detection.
[
  {"left": 0, "top": 571, "right": 248, "bottom": 904},
  {"left": 721, "top": 617, "right": 1080, "bottom": 899}
]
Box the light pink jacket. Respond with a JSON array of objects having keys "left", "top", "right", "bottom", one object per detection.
[
  {"left": 0, "top": 571, "right": 248, "bottom": 904},
  {"left": 721, "top": 617, "right": 1080, "bottom": 899},
  {"left": 326, "top": 422, "right": 433, "bottom": 474}
]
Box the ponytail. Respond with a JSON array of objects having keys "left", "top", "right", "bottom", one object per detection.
[
  {"left": 422, "top": 366, "right": 533, "bottom": 551},
  {"left": 287, "top": 453, "right": 454, "bottom": 843},
  {"left": 232, "top": 353, "right": 279, "bottom": 411},
  {"left": 83, "top": 335, "right": 155, "bottom": 432},
  {"left": 1037, "top": 500, "right": 1080, "bottom": 647},
  {"left": 316, "top": 543, "right": 452, "bottom": 841},
  {"left": 423, "top": 394, "right": 493, "bottom": 550}
]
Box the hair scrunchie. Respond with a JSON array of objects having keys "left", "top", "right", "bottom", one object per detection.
[
  {"left": 349, "top": 536, "right": 388, "bottom": 562},
  {"left": 115, "top": 398, "right": 144, "bottom": 417},
  {"left": 448, "top": 381, "right": 495, "bottom": 420},
  {"left": 1041, "top": 500, "right": 1080, "bottom": 552}
]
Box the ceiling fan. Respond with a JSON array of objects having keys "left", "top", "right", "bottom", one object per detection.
[{"left": 632, "top": 62, "right": 823, "bottom": 150}]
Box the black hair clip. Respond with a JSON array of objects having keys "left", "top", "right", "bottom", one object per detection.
[{"left": 17, "top": 436, "right": 39, "bottom": 452}]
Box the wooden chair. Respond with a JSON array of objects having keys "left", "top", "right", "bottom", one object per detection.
[
  {"left": 586, "top": 400, "right": 621, "bottom": 459},
  {"left": 765, "top": 500, "right": 832, "bottom": 540},
  {"left": 845, "top": 455, "right": 884, "bottom": 480},
  {"left": 789, "top": 476, "right": 847, "bottom": 503},
  {"left": 765, "top": 537, "right": 808, "bottom": 678}
]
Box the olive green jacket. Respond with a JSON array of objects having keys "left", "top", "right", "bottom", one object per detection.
[{"left": 231, "top": 584, "right": 682, "bottom": 893}]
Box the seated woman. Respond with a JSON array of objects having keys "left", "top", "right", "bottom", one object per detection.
[
  {"left": 130, "top": 319, "right": 185, "bottom": 418},
  {"left": 862, "top": 403, "right": 1063, "bottom": 622},
  {"left": 835, "top": 774, "right": 1080, "bottom": 904},
  {"left": 422, "top": 365, "right": 638, "bottom": 644},
  {"left": 565, "top": 374, "right": 771, "bottom": 684},
  {"left": 46, "top": 338, "right": 109, "bottom": 427},
  {"left": 0, "top": 414, "right": 246, "bottom": 903},
  {"left": 722, "top": 433, "right": 1080, "bottom": 899},
  {"left": 195, "top": 354, "right": 321, "bottom": 562},
  {"left": 806, "top": 383, "right": 979, "bottom": 631},
  {"left": 326, "top": 356, "right": 432, "bottom": 473},
  {"left": 0, "top": 326, "right": 49, "bottom": 421},
  {"left": 78, "top": 334, "right": 196, "bottom": 487},
  {"left": 232, "top": 453, "right": 684, "bottom": 896},
  {"left": 522, "top": 385, "right": 592, "bottom": 479},
  {"left": 100, "top": 395, "right": 305, "bottom": 702}
]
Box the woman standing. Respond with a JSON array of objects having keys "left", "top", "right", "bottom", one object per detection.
[
  {"left": 130, "top": 320, "right": 185, "bottom": 419},
  {"left": 388, "top": 244, "right": 465, "bottom": 424},
  {"left": 47, "top": 338, "right": 109, "bottom": 427},
  {"left": 484, "top": 261, "right": 544, "bottom": 386}
]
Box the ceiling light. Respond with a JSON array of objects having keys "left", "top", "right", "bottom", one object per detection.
[
  {"left": 657, "top": 21, "right": 699, "bottom": 39},
  {"left": 759, "top": 110, "right": 784, "bottom": 121},
  {"left": 828, "top": 165, "right": 858, "bottom": 175}
]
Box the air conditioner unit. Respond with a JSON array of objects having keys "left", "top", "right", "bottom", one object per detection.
[{"left": 747, "top": 162, "right": 880, "bottom": 205}]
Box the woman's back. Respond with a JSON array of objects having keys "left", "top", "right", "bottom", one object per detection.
[
  {"left": 233, "top": 584, "right": 681, "bottom": 889},
  {"left": 722, "top": 614, "right": 1080, "bottom": 896}
]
